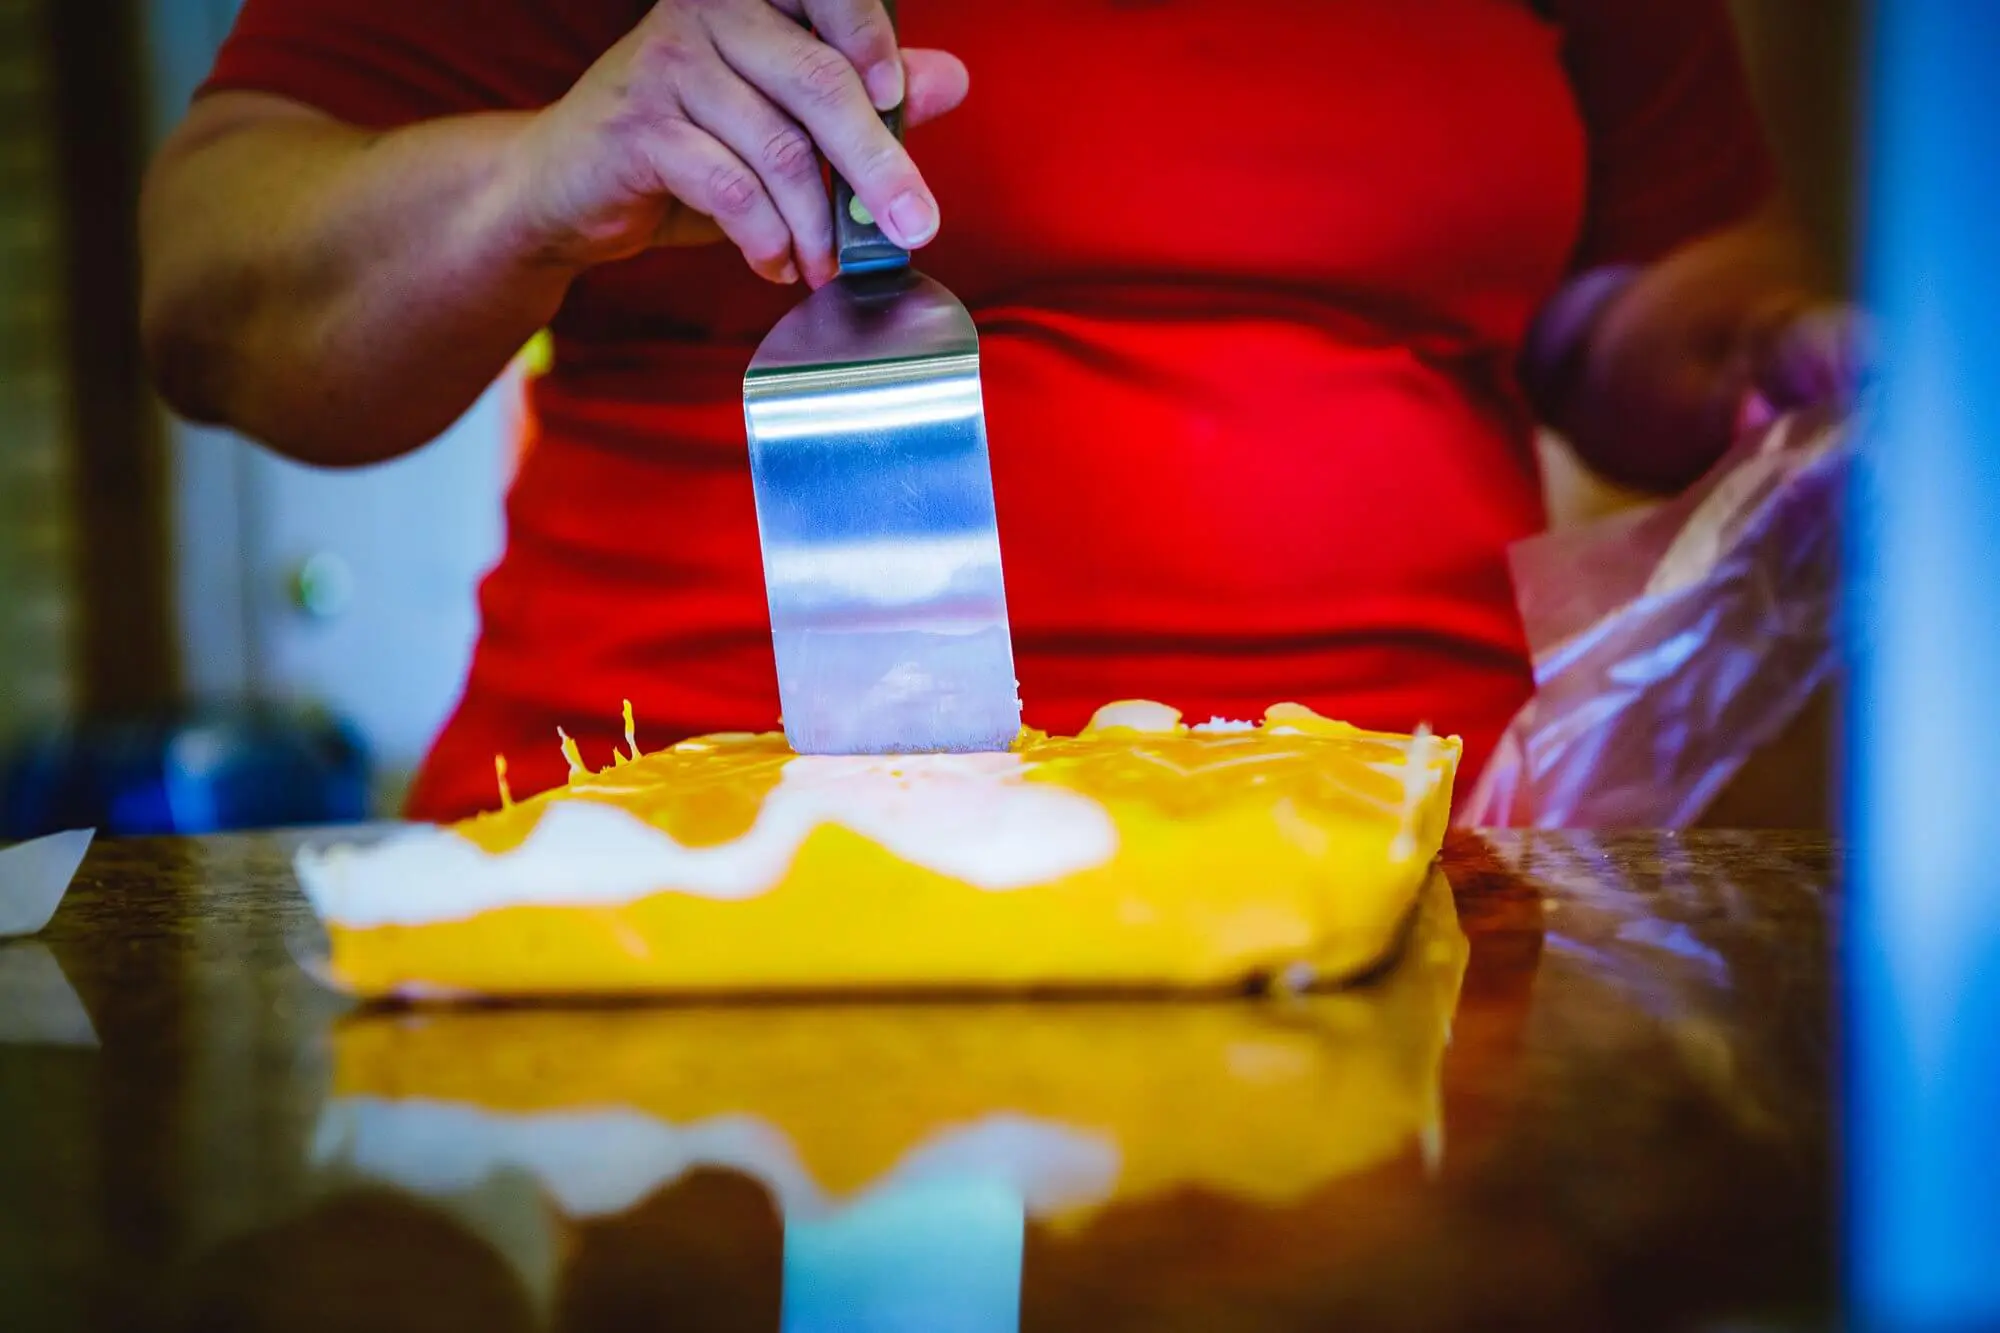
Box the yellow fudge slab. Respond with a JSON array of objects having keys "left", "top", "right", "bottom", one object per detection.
[
  {"left": 313, "top": 870, "right": 1469, "bottom": 1228},
  {"left": 294, "top": 700, "right": 1461, "bottom": 1000}
]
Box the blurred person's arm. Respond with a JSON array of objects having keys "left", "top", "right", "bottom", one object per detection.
[
  {"left": 139, "top": 0, "right": 968, "bottom": 468},
  {"left": 1522, "top": 203, "right": 1864, "bottom": 493},
  {"left": 1518, "top": 0, "right": 1865, "bottom": 493}
]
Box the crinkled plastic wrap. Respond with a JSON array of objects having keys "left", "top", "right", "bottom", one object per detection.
[{"left": 1462, "top": 408, "right": 1846, "bottom": 829}]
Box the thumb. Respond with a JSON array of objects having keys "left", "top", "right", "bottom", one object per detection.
[{"left": 1756, "top": 303, "right": 1871, "bottom": 412}]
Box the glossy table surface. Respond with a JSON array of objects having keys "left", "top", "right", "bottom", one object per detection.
[{"left": 0, "top": 829, "right": 1833, "bottom": 1332}]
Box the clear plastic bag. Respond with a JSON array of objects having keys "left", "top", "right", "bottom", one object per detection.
[{"left": 1460, "top": 407, "right": 1848, "bottom": 829}]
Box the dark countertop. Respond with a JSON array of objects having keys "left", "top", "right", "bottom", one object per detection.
[{"left": 1, "top": 829, "right": 1833, "bottom": 1332}]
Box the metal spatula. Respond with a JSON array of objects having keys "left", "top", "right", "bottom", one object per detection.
[{"left": 744, "top": 5, "right": 1019, "bottom": 756}]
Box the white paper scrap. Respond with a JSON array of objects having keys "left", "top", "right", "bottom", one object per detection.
[{"left": 0, "top": 829, "right": 95, "bottom": 939}]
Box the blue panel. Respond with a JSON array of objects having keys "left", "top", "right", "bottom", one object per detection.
[{"left": 1848, "top": 1, "right": 2000, "bottom": 1326}]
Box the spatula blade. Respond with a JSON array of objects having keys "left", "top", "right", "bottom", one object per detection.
[{"left": 745, "top": 269, "right": 1020, "bottom": 755}]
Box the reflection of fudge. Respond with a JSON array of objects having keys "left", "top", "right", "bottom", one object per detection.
[{"left": 295, "top": 700, "right": 1461, "bottom": 1000}]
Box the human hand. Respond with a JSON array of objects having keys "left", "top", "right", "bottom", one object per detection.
[
  {"left": 1529, "top": 209, "right": 1873, "bottom": 493},
  {"left": 503, "top": 0, "right": 969, "bottom": 288},
  {"left": 1736, "top": 301, "right": 1874, "bottom": 435}
]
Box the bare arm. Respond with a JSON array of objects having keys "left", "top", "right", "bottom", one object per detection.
[
  {"left": 140, "top": 97, "right": 564, "bottom": 466},
  {"left": 139, "top": 0, "right": 969, "bottom": 468}
]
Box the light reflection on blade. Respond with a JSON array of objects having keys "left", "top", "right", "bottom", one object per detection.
[{"left": 746, "top": 368, "right": 983, "bottom": 443}]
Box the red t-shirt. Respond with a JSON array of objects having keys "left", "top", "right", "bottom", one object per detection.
[{"left": 200, "top": 1, "right": 1773, "bottom": 820}]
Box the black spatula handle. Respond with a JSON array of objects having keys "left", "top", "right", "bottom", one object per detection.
[{"left": 831, "top": 0, "right": 910, "bottom": 276}]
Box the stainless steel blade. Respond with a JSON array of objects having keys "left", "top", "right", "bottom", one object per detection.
[{"left": 745, "top": 267, "right": 1020, "bottom": 755}]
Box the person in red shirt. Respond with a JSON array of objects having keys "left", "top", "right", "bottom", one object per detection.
[{"left": 139, "top": 1, "right": 1860, "bottom": 821}]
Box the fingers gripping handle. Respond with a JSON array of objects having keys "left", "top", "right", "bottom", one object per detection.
[
  {"left": 832, "top": 0, "right": 909, "bottom": 275},
  {"left": 832, "top": 105, "right": 906, "bottom": 274}
]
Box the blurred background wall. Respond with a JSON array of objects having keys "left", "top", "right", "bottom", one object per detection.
[
  {"left": 0, "top": 0, "right": 81, "bottom": 753},
  {"left": 0, "top": 0, "right": 1858, "bottom": 830}
]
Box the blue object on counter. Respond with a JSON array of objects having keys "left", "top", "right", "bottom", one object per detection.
[
  {"left": 1848, "top": 1, "right": 2000, "bottom": 1327},
  {"left": 0, "top": 707, "right": 372, "bottom": 839}
]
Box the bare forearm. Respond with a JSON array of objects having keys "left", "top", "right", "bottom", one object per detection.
[{"left": 140, "top": 98, "right": 572, "bottom": 466}]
